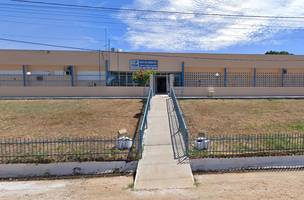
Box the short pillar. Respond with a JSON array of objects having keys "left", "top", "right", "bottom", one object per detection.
[
  {"left": 169, "top": 74, "right": 175, "bottom": 93},
  {"left": 253, "top": 67, "right": 257, "bottom": 87}
]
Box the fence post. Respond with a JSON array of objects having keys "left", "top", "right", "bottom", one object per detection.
[
  {"left": 253, "top": 67, "right": 257, "bottom": 87},
  {"left": 181, "top": 61, "right": 185, "bottom": 87},
  {"left": 281, "top": 68, "right": 286, "bottom": 87},
  {"left": 22, "top": 65, "right": 27, "bottom": 87},
  {"left": 224, "top": 67, "right": 228, "bottom": 87},
  {"left": 68, "top": 65, "right": 75, "bottom": 87},
  {"left": 105, "top": 60, "right": 109, "bottom": 86},
  {"left": 139, "top": 130, "right": 143, "bottom": 157}
]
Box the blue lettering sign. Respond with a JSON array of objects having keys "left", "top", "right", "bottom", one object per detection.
[{"left": 130, "top": 60, "right": 158, "bottom": 70}]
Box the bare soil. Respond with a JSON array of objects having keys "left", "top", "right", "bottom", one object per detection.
[
  {"left": 1, "top": 171, "right": 304, "bottom": 200},
  {"left": 180, "top": 99, "right": 304, "bottom": 136},
  {"left": 0, "top": 99, "right": 143, "bottom": 138}
]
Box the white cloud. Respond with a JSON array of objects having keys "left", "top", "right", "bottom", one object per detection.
[{"left": 120, "top": 0, "right": 304, "bottom": 51}]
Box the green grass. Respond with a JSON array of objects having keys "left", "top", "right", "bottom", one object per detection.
[
  {"left": 288, "top": 122, "right": 304, "bottom": 132},
  {"left": 126, "top": 183, "right": 134, "bottom": 190}
]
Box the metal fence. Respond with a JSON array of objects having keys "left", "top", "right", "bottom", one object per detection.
[
  {"left": 3, "top": 71, "right": 304, "bottom": 88},
  {"left": 0, "top": 74, "right": 107, "bottom": 87},
  {"left": 190, "top": 133, "right": 304, "bottom": 158},
  {"left": 0, "top": 74, "right": 24, "bottom": 86},
  {"left": 0, "top": 136, "right": 138, "bottom": 164},
  {"left": 184, "top": 72, "right": 304, "bottom": 87},
  {"left": 170, "top": 87, "right": 190, "bottom": 155}
]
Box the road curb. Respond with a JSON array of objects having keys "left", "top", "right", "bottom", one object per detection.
[
  {"left": 0, "top": 161, "right": 138, "bottom": 178},
  {"left": 190, "top": 155, "right": 304, "bottom": 172}
]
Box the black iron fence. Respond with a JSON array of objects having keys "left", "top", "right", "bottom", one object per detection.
[
  {"left": 189, "top": 133, "right": 304, "bottom": 158},
  {"left": 0, "top": 74, "right": 107, "bottom": 87},
  {"left": 3, "top": 72, "right": 304, "bottom": 88},
  {"left": 0, "top": 136, "right": 139, "bottom": 164},
  {"left": 184, "top": 72, "right": 304, "bottom": 87}
]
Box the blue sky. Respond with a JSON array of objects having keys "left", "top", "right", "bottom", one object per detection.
[{"left": 1, "top": 0, "right": 304, "bottom": 54}]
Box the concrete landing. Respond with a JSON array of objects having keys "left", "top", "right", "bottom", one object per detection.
[{"left": 134, "top": 95, "right": 194, "bottom": 190}]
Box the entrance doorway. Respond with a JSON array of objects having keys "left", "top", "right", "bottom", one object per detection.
[{"left": 156, "top": 76, "right": 167, "bottom": 94}]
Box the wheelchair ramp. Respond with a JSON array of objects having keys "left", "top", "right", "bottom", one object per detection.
[{"left": 134, "top": 95, "right": 194, "bottom": 190}]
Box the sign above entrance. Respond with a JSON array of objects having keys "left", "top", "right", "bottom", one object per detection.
[{"left": 129, "top": 60, "right": 158, "bottom": 70}]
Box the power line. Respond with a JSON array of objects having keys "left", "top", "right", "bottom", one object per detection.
[
  {"left": 0, "top": 37, "right": 97, "bottom": 51},
  {"left": 3, "top": 2, "right": 304, "bottom": 28},
  {"left": 2, "top": 3, "right": 304, "bottom": 24},
  {"left": 2, "top": 2, "right": 304, "bottom": 32},
  {"left": 1, "top": 12, "right": 304, "bottom": 31},
  {"left": 11, "top": 0, "right": 304, "bottom": 20},
  {"left": 0, "top": 33, "right": 107, "bottom": 43},
  {"left": 1, "top": 37, "right": 304, "bottom": 62},
  {"left": 0, "top": 19, "right": 273, "bottom": 40},
  {"left": 0, "top": 12, "right": 128, "bottom": 26},
  {"left": 0, "top": 4, "right": 127, "bottom": 21},
  {"left": 0, "top": 18, "right": 126, "bottom": 31}
]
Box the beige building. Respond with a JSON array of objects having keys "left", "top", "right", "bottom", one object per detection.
[{"left": 0, "top": 50, "right": 304, "bottom": 94}]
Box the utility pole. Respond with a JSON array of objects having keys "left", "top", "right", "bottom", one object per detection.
[
  {"left": 104, "top": 29, "right": 108, "bottom": 51},
  {"left": 108, "top": 39, "right": 111, "bottom": 51},
  {"left": 98, "top": 50, "right": 101, "bottom": 83},
  {"left": 117, "top": 50, "right": 120, "bottom": 85}
]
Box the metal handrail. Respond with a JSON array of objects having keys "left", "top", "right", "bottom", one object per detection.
[
  {"left": 170, "top": 87, "right": 190, "bottom": 155},
  {"left": 138, "top": 87, "right": 153, "bottom": 155}
]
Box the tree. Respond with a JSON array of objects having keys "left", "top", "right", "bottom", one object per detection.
[
  {"left": 265, "top": 51, "right": 294, "bottom": 55},
  {"left": 132, "top": 70, "right": 155, "bottom": 86}
]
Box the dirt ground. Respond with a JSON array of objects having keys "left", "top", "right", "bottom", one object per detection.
[
  {"left": 0, "top": 99, "right": 143, "bottom": 138},
  {"left": 0, "top": 171, "right": 303, "bottom": 200},
  {"left": 180, "top": 99, "right": 304, "bottom": 136}
]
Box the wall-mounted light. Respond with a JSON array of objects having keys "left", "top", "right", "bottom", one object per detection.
[
  {"left": 26, "top": 71, "right": 32, "bottom": 76},
  {"left": 215, "top": 73, "right": 220, "bottom": 77}
]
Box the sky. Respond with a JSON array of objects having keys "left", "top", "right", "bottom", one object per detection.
[{"left": 1, "top": 0, "right": 304, "bottom": 54}]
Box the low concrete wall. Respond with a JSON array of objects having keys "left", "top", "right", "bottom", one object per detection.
[
  {"left": 0, "top": 161, "right": 138, "bottom": 178},
  {"left": 0, "top": 87, "right": 149, "bottom": 98},
  {"left": 3, "top": 87, "right": 302, "bottom": 98},
  {"left": 175, "top": 87, "right": 304, "bottom": 97},
  {"left": 191, "top": 156, "right": 304, "bottom": 172}
]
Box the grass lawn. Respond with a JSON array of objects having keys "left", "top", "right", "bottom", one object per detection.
[
  {"left": 0, "top": 99, "right": 143, "bottom": 138},
  {"left": 180, "top": 99, "right": 304, "bottom": 136}
]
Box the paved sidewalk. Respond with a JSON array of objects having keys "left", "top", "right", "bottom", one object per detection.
[{"left": 134, "top": 95, "right": 194, "bottom": 190}]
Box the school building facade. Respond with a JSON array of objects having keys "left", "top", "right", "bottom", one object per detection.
[{"left": 0, "top": 50, "right": 304, "bottom": 97}]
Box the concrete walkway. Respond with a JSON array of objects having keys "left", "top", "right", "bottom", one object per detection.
[{"left": 134, "top": 95, "right": 194, "bottom": 190}]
